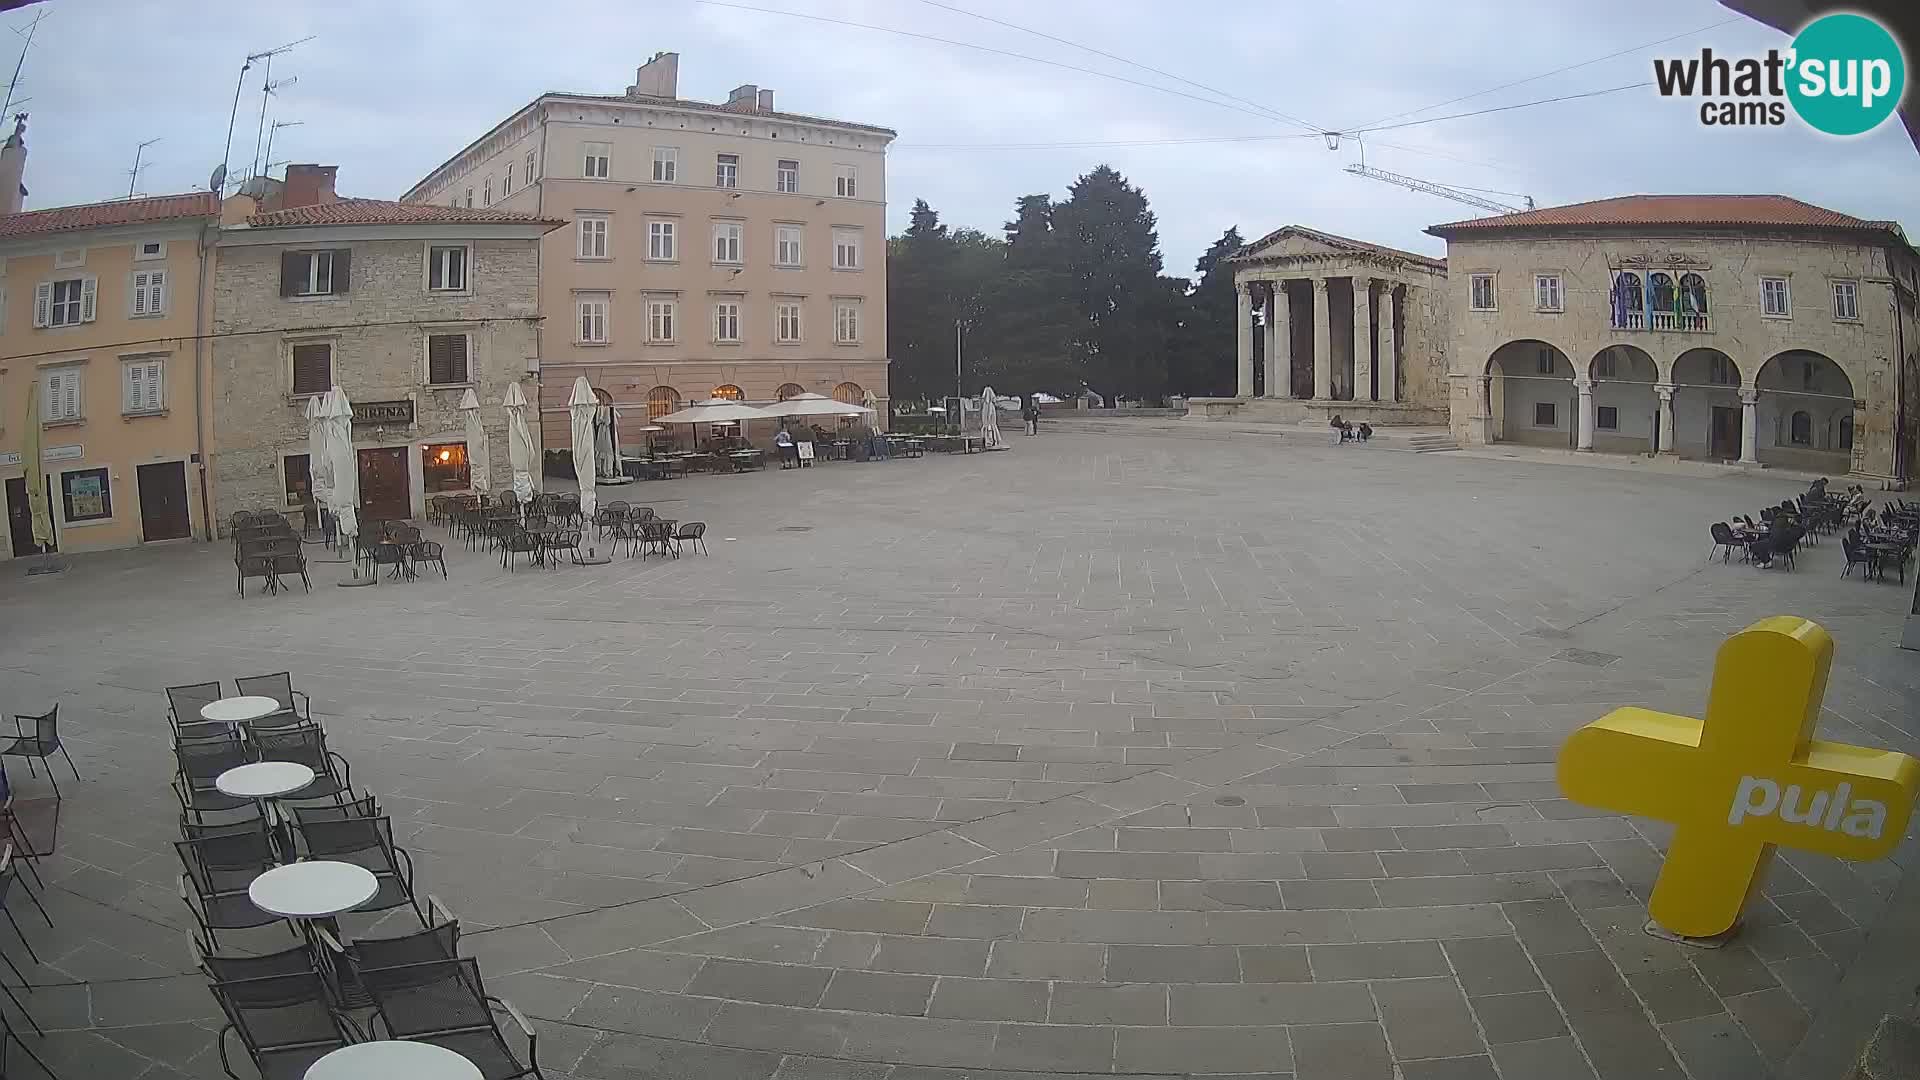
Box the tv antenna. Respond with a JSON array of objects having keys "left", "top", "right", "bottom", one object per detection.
[
  {"left": 261, "top": 119, "right": 302, "bottom": 179},
  {"left": 250, "top": 75, "right": 297, "bottom": 181},
  {"left": 1, "top": 9, "right": 44, "bottom": 120},
  {"left": 126, "top": 136, "right": 160, "bottom": 199},
  {"left": 219, "top": 35, "right": 311, "bottom": 193}
]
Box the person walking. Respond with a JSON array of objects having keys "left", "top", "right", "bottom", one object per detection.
[
  {"left": 774, "top": 425, "right": 798, "bottom": 469},
  {"left": 1023, "top": 396, "right": 1041, "bottom": 436}
]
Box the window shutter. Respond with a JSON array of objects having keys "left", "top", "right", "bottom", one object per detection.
[
  {"left": 132, "top": 272, "right": 148, "bottom": 315},
  {"left": 123, "top": 364, "right": 140, "bottom": 410},
  {"left": 428, "top": 334, "right": 467, "bottom": 384},
  {"left": 143, "top": 361, "right": 163, "bottom": 410},
  {"left": 331, "top": 250, "right": 351, "bottom": 294},
  {"left": 80, "top": 277, "right": 97, "bottom": 322},
  {"left": 149, "top": 269, "right": 165, "bottom": 313},
  {"left": 33, "top": 281, "right": 48, "bottom": 327},
  {"left": 280, "top": 252, "right": 301, "bottom": 296},
  {"left": 292, "top": 344, "right": 331, "bottom": 396}
]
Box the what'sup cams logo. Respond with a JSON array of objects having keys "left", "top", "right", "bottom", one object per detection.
[{"left": 1654, "top": 12, "right": 1906, "bottom": 135}]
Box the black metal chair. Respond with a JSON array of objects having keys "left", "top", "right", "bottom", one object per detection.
[
  {"left": 413, "top": 540, "right": 449, "bottom": 579},
  {"left": 166, "top": 682, "right": 227, "bottom": 739},
  {"left": 544, "top": 529, "right": 581, "bottom": 566},
  {"left": 0, "top": 847, "right": 48, "bottom": 967},
  {"left": 594, "top": 501, "right": 627, "bottom": 539},
  {"left": 287, "top": 793, "right": 381, "bottom": 825},
  {"left": 323, "top": 899, "right": 461, "bottom": 986},
  {"left": 362, "top": 958, "right": 543, "bottom": 1079},
  {"left": 500, "top": 529, "right": 540, "bottom": 570},
  {"left": 673, "top": 521, "right": 708, "bottom": 555},
  {"left": 173, "top": 729, "right": 256, "bottom": 822},
  {"left": 175, "top": 832, "right": 288, "bottom": 950},
  {"left": 293, "top": 816, "right": 427, "bottom": 926},
  {"left": 207, "top": 970, "right": 359, "bottom": 1080},
  {"left": 234, "top": 672, "right": 311, "bottom": 729},
  {"left": 1707, "top": 522, "right": 1742, "bottom": 563},
  {"left": 0, "top": 707, "right": 79, "bottom": 800},
  {"left": 1842, "top": 535, "right": 1880, "bottom": 579},
  {"left": 196, "top": 940, "right": 317, "bottom": 986},
  {"left": 248, "top": 725, "right": 351, "bottom": 804}
]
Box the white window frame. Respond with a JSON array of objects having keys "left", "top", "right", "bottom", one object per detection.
[
  {"left": 1761, "top": 276, "right": 1791, "bottom": 318},
  {"left": 576, "top": 293, "right": 610, "bottom": 344},
  {"left": 834, "top": 164, "right": 858, "bottom": 198},
  {"left": 577, "top": 215, "right": 610, "bottom": 260},
  {"left": 423, "top": 331, "right": 473, "bottom": 386},
  {"left": 1832, "top": 279, "right": 1860, "bottom": 321},
  {"left": 832, "top": 229, "right": 862, "bottom": 271},
  {"left": 426, "top": 244, "right": 470, "bottom": 293},
  {"left": 525, "top": 149, "right": 536, "bottom": 182},
  {"left": 647, "top": 220, "right": 677, "bottom": 262},
  {"left": 287, "top": 251, "right": 335, "bottom": 298},
  {"left": 775, "top": 225, "right": 803, "bottom": 267},
  {"left": 774, "top": 301, "right": 803, "bottom": 344},
  {"left": 483, "top": 177, "right": 493, "bottom": 206},
  {"left": 715, "top": 153, "right": 739, "bottom": 189},
  {"left": 652, "top": 146, "right": 678, "bottom": 183},
  {"left": 646, "top": 297, "right": 678, "bottom": 344},
  {"left": 1533, "top": 273, "right": 1563, "bottom": 312},
  {"left": 122, "top": 354, "right": 166, "bottom": 414},
  {"left": 713, "top": 221, "right": 743, "bottom": 264},
  {"left": 582, "top": 142, "right": 611, "bottom": 179},
  {"left": 1469, "top": 273, "right": 1496, "bottom": 311},
  {"left": 713, "top": 300, "right": 742, "bottom": 343},
  {"left": 502, "top": 164, "right": 514, "bottom": 195},
  {"left": 834, "top": 300, "right": 861, "bottom": 344},
  {"left": 38, "top": 276, "right": 96, "bottom": 328},
  {"left": 776, "top": 159, "right": 799, "bottom": 194},
  {"left": 130, "top": 268, "right": 167, "bottom": 317},
  {"left": 133, "top": 240, "right": 166, "bottom": 262},
  {"left": 42, "top": 366, "right": 82, "bottom": 422},
  {"left": 464, "top": 189, "right": 473, "bottom": 208}
]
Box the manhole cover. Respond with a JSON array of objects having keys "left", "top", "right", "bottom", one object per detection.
[
  {"left": 1214, "top": 795, "right": 1246, "bottom": 807},
  {"left": 776, "top": 525, "right": 813, "bottom": 532},
  {"left": 1554, "top": 647, "right": 1621, "bottom": 668}
]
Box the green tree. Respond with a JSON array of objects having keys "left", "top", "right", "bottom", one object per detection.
[
  {"left": 1169, "top": 226, "right": 1245, "bottom": 397},
  {"left": 1053, "top": 165, "right": 1166, "bottom": 401}
]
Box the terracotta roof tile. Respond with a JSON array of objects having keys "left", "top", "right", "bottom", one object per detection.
[
  {"left": 1427, "top": 194, "right": 1898, "bottom": 236},
  {"left": 245, "top": 197, "right": 563, "bottom": 229},
  {"left": 0, "top": 192, "right": 218, "bottom": 240}
]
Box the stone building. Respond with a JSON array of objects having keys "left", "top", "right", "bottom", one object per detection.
[
  {"left": 1219, "top": 226, "right": 1451, "bottom": 425},
  {"left": 401, "top": 52, "right": 895, "bottom": 448},
  {"left": 1428, "top": 195, "right": 1920, "bottom": 482},
  {"left": 210, "top": 166, "right": 562, "bottom": 526}
]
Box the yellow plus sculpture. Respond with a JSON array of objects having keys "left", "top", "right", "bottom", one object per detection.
[{"left": 1558, "top": 616, "right": 1919, "bottom": 940}]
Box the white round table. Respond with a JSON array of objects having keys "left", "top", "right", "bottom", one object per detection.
[
  {"left": 200, "top": 695, "right": 281, "bottom": 725},
  {"left": 249, "top": 861, "right": 379, "bottom": 919},
  {"left": 215, "top": 761, "right": 315, "bottom": 800},
  {"left": 303, "top": 1039, "right": 483, "bottom": 1080}
]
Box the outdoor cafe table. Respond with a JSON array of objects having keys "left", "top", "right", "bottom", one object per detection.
[
  {"left": 201, "top": 695, "right": 282, "bottom": 729},
  {"left": 305, "top": 1040, "right": 483, "bottom": 1080},
  {"left": 217, "top": 761, "right": 317, "bottom": 855},
  {"left": 726, "top": 449, "right": 765, "bottom": 472},
  {"left": 250, "top": 860, "right": 381, "bottom": 1004}
]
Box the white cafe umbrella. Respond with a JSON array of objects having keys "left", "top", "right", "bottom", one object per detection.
[
  {"left": 654, "top": 399, "right": 774, "bottom": 425},
  {"left": 980, "top": 386, "right": 1004, "bottom": 449},
  {"left": 304, "top": 394, "right": 333, "bottom": 511},
  {"left": 767, "top": 392, "right": 871, "bottom": 419},
  {"left": 458, "top": 388, "right": 491, "bottom": 494},
  {"left": 568, "top": 376, "right": 598, "bottom": 523},
  {"left": 321, "top": 387, "right": 359, "bottom": 544},
  {"left": 504, "top": 382, "right": 538, "bottom": 505}
]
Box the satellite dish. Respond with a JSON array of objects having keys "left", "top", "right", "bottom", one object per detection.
[{"left": 208, "top": 164, "right": 226, "bottom": 193}]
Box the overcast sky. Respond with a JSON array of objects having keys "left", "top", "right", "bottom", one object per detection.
[{"left": 17, "top": 0, "right": 1920, "bottom": 273}]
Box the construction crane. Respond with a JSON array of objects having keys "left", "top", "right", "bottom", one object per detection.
[{"left": 1344, "top": 162, "right": 1534, "bottom": 214}]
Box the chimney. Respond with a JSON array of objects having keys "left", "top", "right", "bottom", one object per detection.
[
  {"left": 725, "top": 84, "right": 759, "bottom": 112},
  {"left": 756, "top": 88, "right": 775, "bottom": 112},
  {"left": 0, "top": 114, "right": 27, "bottom": 216},
  {"left": 281, "top": 164, "right": 338, "bottom": 210},
  {"left": 627, "top": 51, "right": 679, "bottom": 99}
]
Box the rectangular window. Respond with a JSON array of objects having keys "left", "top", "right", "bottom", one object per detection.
[
  {"left": 1534, "top": 274, "right": 1562, "bottom": 312},
  {"left": 503, "top": 165, "right": 514, "bottom": 194},
  {"left": 1596, "top": 405, "right": 1619, "bottom": 431},
  {"left": 421, "top": 442, "right": 471, "bottom": 493},
  {"left": 1533, "top": 401, "right": 1556, "bottom": 427},
  {"left": 713, "top": 301, "right": 741, "bottom": 343},
  {"left": 775, "top": 225, "right": 803, "bottom": 267},
  {"left": 280, "top": 250, "right": 347, "bottom": 297},
  {"left": 42, "top": 368, "right": 81, "bottom": 421},
  {"left": 577, "top": 294, "right": 609, "bottom": 343},
  {"left": 38, "top": 277, "right": 96, "bottom": 326},
  {"left": 1710, "top": 355, "right": 1737, "bottom": 386},
  {"left": 60, "top": 467, "right": 111, "bottom": 523},
  {"left": 483, "top": 177, "right": 493, "bottom": 206},
  {"left": 647, "top": 220, "right": 676, "bottom": 261},
  {"left": 652, "top": 146, "right": 678, "bottom": 183},
  {"left": 427, "top": 333, "right": 470, "bottom": 385},
  {"left": 715, "top": 153, "right": 739, "bottom": 189},
  {"left": 833, "top": 229, "right": 861, "bottom": 270},
  {"left": 131, "top": 269, "right": 167, "bottom": 317},
  {"left": 1469, "top": 273, "right": 1496, "bottom": 311},
  {"left": 1833, "top": 280, "right": 1859, "bottom": 320},
  {"left": 283, "top": 454, "right": 311, "bottom": 506},
  {"left": 834, "top": 164, "right": 858, "bottom": 198},
  {"left": 291, "top": 342, "right": 332, "bottom": 396},
  {"left": 583, "top": 142, "right": 611, "bottom": 179},
  {"left": 647, "top": 298, "right": 677, "bottom": 343},
  {"left": 775, "top": 301, "right": 802, "bottom": 343},
  {"left": 465, "top": 189, "right": 473, "bottom": 208},
  {"left": 713, "top": 221, "right": 743, "bottom": 264},
  {"left": 1536, "top": 349, "right": 1555, "bottom": 376},
  {"left": 834, "top": 301, "right": 860, "bottom": 343},
  {"left": 1761, "top": 276, "right": 1791, "bottom": 316},
  {"left": 776, "top": 159, "right": 799, "bottom": 193},
  {"left": 525, "top": 149, "right": 536, "bottom": 181},
  {"left": 122, "top": 356, "right": 165, "bottom": 413},
  {"left": 428, "top": 245, "right": 468, "bottom": 292},
  {"left": 577, "top": 216, "right": 609, "bottom": 259},
  {"left": 134, "top": 240, "right": 165, "bottom": 261}
]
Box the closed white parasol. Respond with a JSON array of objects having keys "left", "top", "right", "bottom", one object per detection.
[
  {"left": 979, "top": 386, "right": 1003, "bottom": 449},
  {"left": 503, "top": 382, "right": 537, "bottom": 505},
  {"left": 568, "top": 376, "right": 598, "bottom": 523},
  {"left": 321, "top": 387, "right": 359, "bottom": 545},
  {"left": 458, "top": 388, "right": 491, "bottom": 494},
  {"left": 304, "top": 393, "right": 333, "bottom": 511}
]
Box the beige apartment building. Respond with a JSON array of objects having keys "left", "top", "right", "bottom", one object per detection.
[
  {"left": 210, "top": 166, "right": 560, "bottom": 526},
  {"left": 403, "top": 52, "right": 895, "bottom": 449},
  {"left": 0, "top": 119, "right": 221, "bottom": 558},
  {"left": 1428, "top": 195, "right": 1920, "bottom": 483}
]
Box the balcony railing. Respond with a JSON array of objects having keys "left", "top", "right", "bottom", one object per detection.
[{"left": 1610, "top": 309, "right": 1710, "bottom": 333}]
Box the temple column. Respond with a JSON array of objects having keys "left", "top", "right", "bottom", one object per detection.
[
  {"left": 1740, "top": 389, "right": 1759, "bottom": 463},
  {"left": 1376, "top": 282, "right": 1398, "bottom": 403},
  {"left": 1655, "top": 383, "right": 1677, "bottom": 455},
  {"left": 1263, "top": 284, "right": 1286, "bottom": 399},
  {"left": 1575, "top": 377, "right": 1595, "bottom": 451},
  {"left": 1235, "top": 283, "right": 1254, "bottom": 399},
  {"left": 1312, "top": 279, "right": 1332, "bottom": 400},
  {"left": 1352, "top": 278, "right": 1374, "bottom": 402}
]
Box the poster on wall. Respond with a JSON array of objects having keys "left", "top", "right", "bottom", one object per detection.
[{"left": 67, "top": 473, "right": 106, "bottom": 519}]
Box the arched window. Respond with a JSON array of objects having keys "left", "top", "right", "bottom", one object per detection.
[
  {"left": 712, "top": 384, "right": 744, "bottom": 401},
  {"left": 1790, "top": 410, "right": 1812, "bottom": 446},
  {"left": 832, "top": 382, "right": 863, "bottom": 404},
  {"left": 646, "top": 386, "right": 679, "bottom": 420},
  {"left": 775, "top": 383, "right": 806, "bottom": 401},
  {"left": 1679, "top": 273, "right": 1708, "bottom": 315},
  {"left": 1610, "top": 272, "right": 1643, "bottom": 329},
  {"left": 1839, "top": 413, "right": 1855, "bottom": 451},
  {"left": 1649, "top": 272, "right": 1676, "bottom": 313}
]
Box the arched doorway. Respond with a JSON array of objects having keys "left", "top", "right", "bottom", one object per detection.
[
  {"left": 1486, "top": 341, "right": 1576, "bottom": 447},
  {"left": 832, "top": 382, "right": 864, "bottom": 404},
  {"left": 646, "top": 386, "right": 679, "bottom": 420},
  {"left": 1755, "top": 351, "right": 1855, "bottom": 471},
  {"left": 775, "top": 383, "right": 806, "bottom": 402},
  {"left": 1671, "top": 348, "right": 1743, "bottom": 460},
  {"left": 711, "top": 384, "right": 744, "bottom": 401},
  {"left": 1587, "top": 345, "right": 1659, "bottom": 454}
]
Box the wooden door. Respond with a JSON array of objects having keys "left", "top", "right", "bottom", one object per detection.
[
  {"left": 136, "top": 461, "right": 192, "bottom": 542},
  {"left": 5, "top": 476, "right": 52, "bottom": 557},
  {"left": 1710, "top": 406, "right": 1740, "bottom": 460},
  {"left": 357, "top": 447, "right": 412, "bottom": 523}
]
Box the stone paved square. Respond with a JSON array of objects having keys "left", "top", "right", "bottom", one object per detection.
[{"left": 0, "top": 427, "right": 1915, "bottom": 1079}]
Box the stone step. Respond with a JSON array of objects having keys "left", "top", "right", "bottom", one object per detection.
[{"left": 1406, "top": 434, "right": 1459, "bottom": 454}]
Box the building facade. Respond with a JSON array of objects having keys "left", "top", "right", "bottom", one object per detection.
[
  {"left": 1430, "top": 195, "right": 1920, "bottom": 483},
  {"left": 402, "top": 52, "right": 895, "bottom": 448},
  {"left": 0, "top": 180, "right": 219, "bottom": 560},
  {"left": 210, "top": 166, "right": 560, "bottom": 527},
  {"left": 1221, "top": 227, "right": 1451, "bottom": 425}
]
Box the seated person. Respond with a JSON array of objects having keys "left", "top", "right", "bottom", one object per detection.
[{"left": 1357, "top": 423, "right": 1373, "bottom": 443}]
